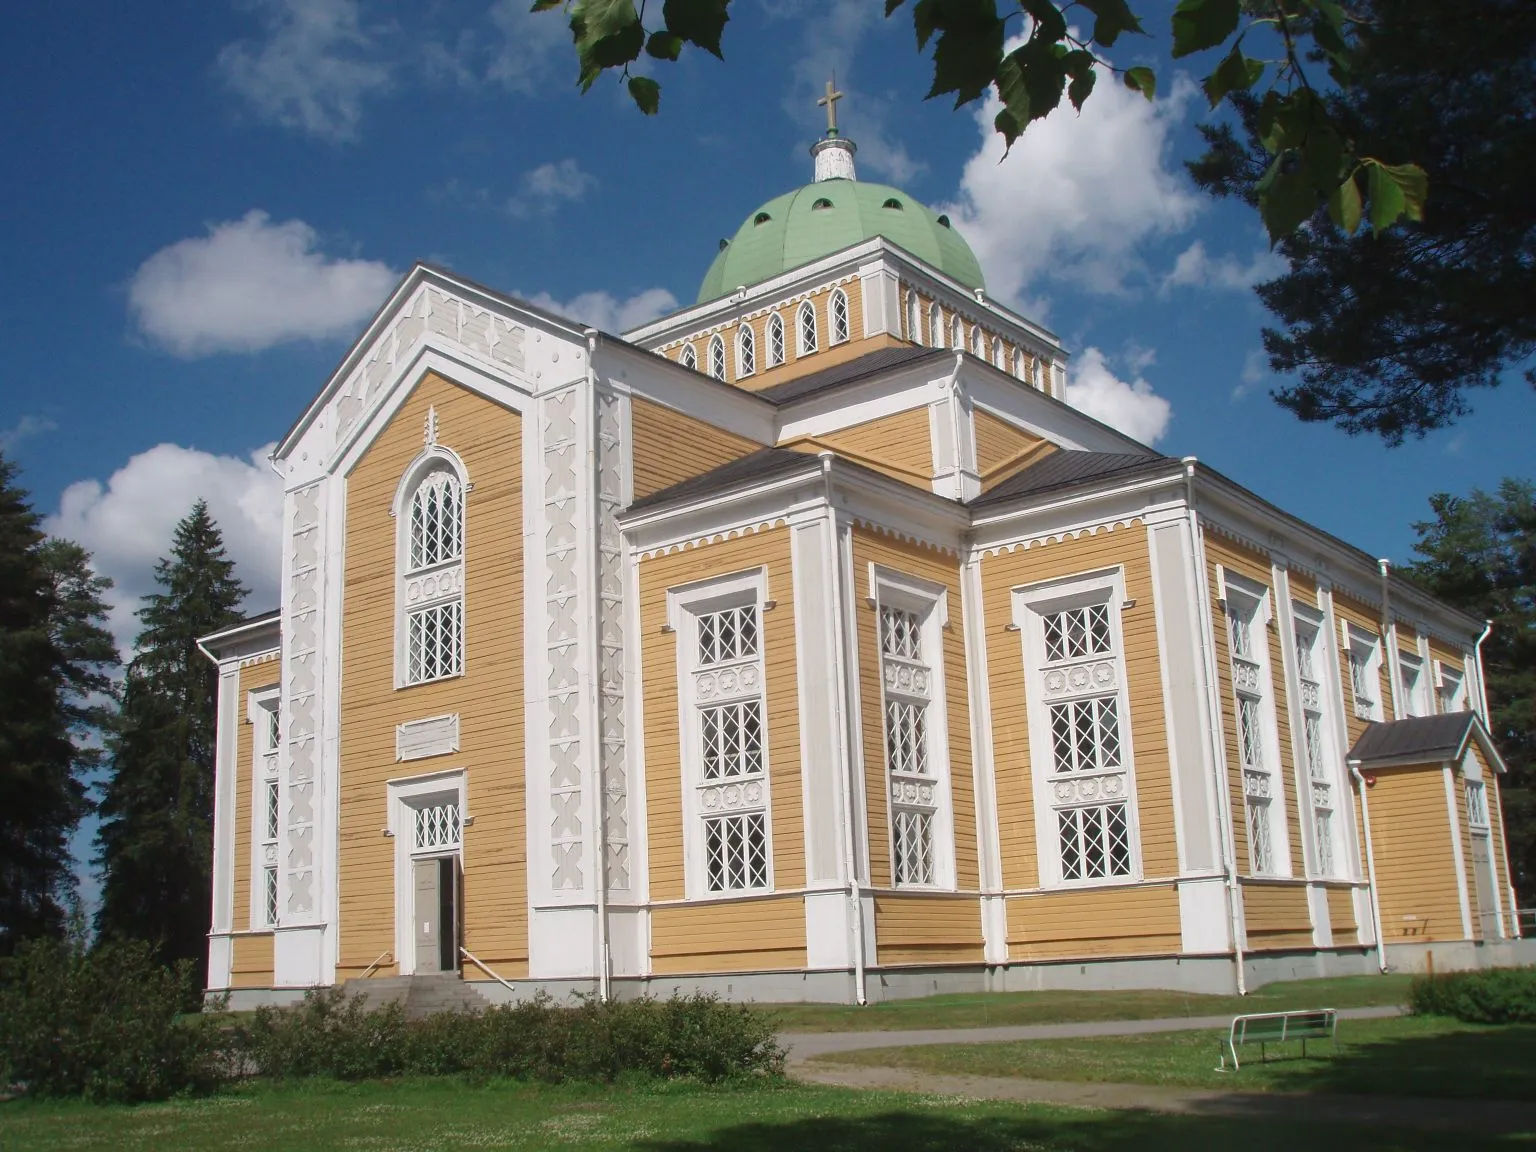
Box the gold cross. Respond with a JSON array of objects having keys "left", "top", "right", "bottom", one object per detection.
[{"left": 817, "top": 78, "right": 844, "bottom": 136}]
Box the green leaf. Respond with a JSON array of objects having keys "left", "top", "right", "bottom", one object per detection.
[
  {"left": 1072, "top": 0, "right": 1145, "bottom": 47},
  {"left": 993, "top": 53, "right": 1030, "bottom": 150},
  {"left": 1301, "top": 123, "right": 1346, "bottom": 190},
  {"left": 1202, "top": 44, "right": 1262, "bottom": 107},
  {"left": 885, "top": 0, "right": 907, "bottom": 14},
  {"left": 627, "top": 75, "right": 660, "bottom": 114},
  {"left": 1122, "top": 65, "right": 1155, "bottom": 100},
  {"left": 1364, "top": 160, "right": 1428, "bottom": 233},
  {"left": 1170, "top": 0, "right": 1240, "bottom": 58},
  {"left": 1257, "top": 150, "right": 1317, "bottom": 244},
  {"left": 923, "top": 0, "right": 1006, "bottom": 106},
  {"left": 661, "top": 0, "right": 730, "bottom": 58},
  {"left": 570, "top": 0, "right": 643, "bottom": 89},
  {"left": 530, "top": 0, "right": 564, "bottom": 12},
  {"left": 1065, "top": 51, "right": 1096, "bottom": 111},
  {"left": 645, "top": 30, "right": 684, "bottom": 59},
  {"left": 1326, "top": 173, "right": 1362, "bottom": 234}
]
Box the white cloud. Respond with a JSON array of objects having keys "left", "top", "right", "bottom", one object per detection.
[
  {"left": 128, "top": 210, "right": 398, "bottom": 357},
  {"left": 1160, "top": 239, "right": 1286, "bottom": 296},
  {"left": 46, "top": 444, "right": 284, "bottom": 655},
  {"left": 1066, "top": 347, "right": 1173, "bottom": 445},
  {"left": 523, "top": 287, "right": 680, "bottom": 335},
  {"left": 937, "top": 61, "right": 1201, "bottom": 306},
  {"left": 422, "top": 0, "right": 568, "bottom": 94},
  {"left": 507, "top": 160, "right": 597, "bottom": 218},
  {"left": 0, "top": 414, "right": 57, "bottom": 453},
  {"left": 1232, "top": 348, "right": 1268, "bottom": 401},
  {"left": 218, "top": 0, "right": 392, "bottom": 142}
]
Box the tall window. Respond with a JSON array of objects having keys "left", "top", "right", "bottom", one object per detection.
[
  {"left": 797, "top": 301, "right": 818, "bottom": 355},
  {"left": 1294, "top": 613, "right": 1342, "bottom": 876},
  {"left": 679, "top": 343, "right": 697, "bottom": 370},
  {"left": 1344, "top": 625, "right": 1382, "bottom": 720},
  {"left": 878, "top": 595, "right": 947, "bottom": 887},
  {"left": 1225, "top": 580, "right": 1283, "bottom": 875},
  {"left": 928, "top": 303, "right": 943, "bottom": 347},
  {"left": 766, "top": 313, "right": 785, "bottom": 367},
  {"left": 1438, "top": 663, "right": 1467, "bottom": 712},
  {"left": 971, "top": 326, "right": 985, "bottom": 357},
  {"left": 1466, "top": 780, "right": 1489, "bottom": 828},
  {"left": 950, "top": 315, "right": 963, "bottom": 349},
  {"left": 830, "top": 289, "right": 850, "bottom": 344},
  {"left": 708, "top": 334, "right": 727, "bottom": 380},
  {"left": 1398, "top": 651, "right": 1428, "bottom": 716},
  {"left": 255, "top": 696, "right": 281, "bottom": 927},
  {"left": 992, "top": 337, "right": 1005, "bottom": 369},
  {"left": 736, "top": 323, "right": 755, "bottom": 378},
  {"left": 403, "top": 469, "right": 465, "bottom": 684},
  {"left": 907, "top": 294, "right": 921, "bottom": 345},
  {"left": 1018, "top": 574, "right": 1139, "bottom": 886},
  {"left": 673, "top": 574, "right": 772, "bottom": 896}
]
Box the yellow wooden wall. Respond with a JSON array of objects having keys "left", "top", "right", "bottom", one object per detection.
[
  {"left": 1204, "top": 533, "right": 1305, "bottom": 874},
  {"left": 1007, "top": 885, "right": 1182, "bottom": 959},
  {"left": 901, "top": 285, "right": 1043, "bottom": 386},
  {"left": 1367, "top": 766, "right": 1465, "bottom": 942},
  {"left": 1240, "top": 882, "right": 1314, "bottom": 951},
  {"left": 874, "top": 894, "right": 985, "bottom": 966},
  {"left": 336, "top": 371, "right": 527, "bottom": 982},
  {"left": 637, "top": 528, "right": 807, "bottom": 970},
  {"left": 850, "top": 529, "right": 978, "bottom": 892},
  {"left": 973, "top": 410, "right": 1054, "bottom": 492},
  {"left": 1332, "top": 590, "right": 1389, "bottom": 747},
  {"left": 630, "top": 398, "right": 763, "bottom": 500},
  {"left": 796, "top": 406, "right": 935, "bottom": 488},
  {"left": 1453, "top": 769, "right": 1480, "bottom": 940},
  {"left": 230, "top": 934, "right": 274, "bottom": 988},
  {"left": 1325, "top": 885, "right": 1359, "bottom": 946},
  {"left": 649, "top": 897, "right": 807, "bottom": 974},
  {"left": 232, "top": 658, "right": 280, "bottom": 932}
]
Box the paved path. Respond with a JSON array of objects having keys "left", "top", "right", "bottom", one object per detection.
[{"left": 784, "top": 1006, "right": 1536, "bottom": 1136}]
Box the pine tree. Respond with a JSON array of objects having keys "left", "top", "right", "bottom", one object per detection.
[
  {"left": 0, "top": 454, "right": 116, "bottom": 953},
  {"left": 96, "top": 501, "right": 246, "bottom": 975}
]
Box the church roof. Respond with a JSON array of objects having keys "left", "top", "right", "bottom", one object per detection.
[
  {"left": 758, "top": 346, "right": 948, "bottom": 404},
  {"left": 969, "top": 451, "right": 1174, "bottom": 507},
  {"left": 696, "top": 180, "right": 985, "bottom": 305},
  {"left": 625, "top": 448, "right": 818, "bottom": 515},
  {"left": 1348, "top": 712, "right": 1483, "bottom": 767}
]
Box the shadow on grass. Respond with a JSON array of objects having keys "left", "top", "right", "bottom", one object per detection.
[
  {"left": 1255, "top": 1022, "right": 1536, "bottom": 1102},
  {"left": 635, "top": 1107, "right": 1491, "bottom": 1151}
]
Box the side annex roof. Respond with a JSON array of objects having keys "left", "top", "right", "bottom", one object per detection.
[
  {"left": 969, "top": 450, "right": 1175, "bottom": 507},
  {"left": 1348, "top": 712, "right": 1507, "bottom": 773}
]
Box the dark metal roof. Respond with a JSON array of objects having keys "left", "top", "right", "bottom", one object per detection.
[
  {"left": 758, "top": 346, "right": 949, "bottom": 405},
  {"left": 239, "top": 606, "right": 281, "bottom": 626},
  {"left": 624, "top": 448, "right": 818, "bottom": 515},
  {"left": 1348, "top": 713, "right": 1477, "bottom": 765},
  {"left": 969, "top": 451, "right": 1171, "bottom": 508}
]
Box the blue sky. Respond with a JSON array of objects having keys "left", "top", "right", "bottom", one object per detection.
[{"left": 2, "top": 0, "right": 1530, "bottom": 652}]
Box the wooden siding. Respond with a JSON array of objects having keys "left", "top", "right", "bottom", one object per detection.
[
  {"left": 1453, "top": 770, "right": 1479, "bottom": 940},
  {"left": 874, "top": 894, "right": 985, "bottom": 966},
  {"left": 1426, "top": 636, "right": 1466, "bottom": 677},
  {"left": 336, "top": 371, "right": 527, "bottom": 982},
  {"left": 1487, "top": 759, "right": 1517, "bottom": 916},
  {"left": 1367, "top": 766, "right": 1466, "bottom": 942},
  {"left": 230, "top": 934, "right": 274, "bottom": 988},
  {"left": 1325, "top": 886, "right": 1359, "bottom": 946},
  {"left": 1240, "top": 882, "right": 1314, "bottom": 951},
  {"left": 850, "top": 529, "right": 978, "bottom": 891},
  {"left": 637, "top": 528, "right": 806, "bottom": 970},
  {"left": 981, "top": 523, "right": 1180, "bottom": 899},
  {"left": 1287, "top": 569, "right": 1318, "bottom": 601},
  {"left": 900, "top": 285, "right": 1047, "bottom": 388},
  {"left": 233, "top": 660, "right": 279, "bottom": 932},
  {"left": 1204, "top": 533, "right": 1304, "bottom": 874},
  {"left": 1332, "top": 590, "right": 1388, "bottom": 747},
  {"left": 808, "top": 406, "right": 934, "bottom": 488},
  {"left": 649, "top": 896, "right": 807, "bottom": 974},
  {"left": 630, "top": 399, "right": 763, "bottom": 501},
  {"left": 973, "top": 410, "right": 1052, "bottom": 493},
  {"left": 1006, "top": 884, "right": 1182, "bottom": 959}
]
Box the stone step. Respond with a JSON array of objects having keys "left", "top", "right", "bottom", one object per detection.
[{"left": 347, "top": 973, "right": 492, "bottom": 1019}]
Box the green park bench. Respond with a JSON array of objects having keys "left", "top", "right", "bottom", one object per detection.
[{"left": 1216, "top": 1008, "right": 1338, "bottom": 1071}]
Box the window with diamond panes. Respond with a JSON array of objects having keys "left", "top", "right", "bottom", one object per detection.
[
  {"left": 1466, "top": 781, "right": 1489, "bottom": 827},
  {"left": 1295, "top": 617, "right": 1342, "bottom": 877},
  {"left": 409, "top": 472, "right": 464, "bottom": 570},
  {"left": 407, "top": 600, "right": 463, "bottom": 682},
  {"left": 1049, "top": 697, "right": 1121, "bottom": 775},
  {"left": 701, "top": 701, "right": 763, "bottom": 780},
  {"left": 798, "top": 302, "right": 818, "bottom": 355},
  {"left": 705, "top": 812, "right": 768, "bottom": 891},
  {"left": 698, "top": 604, "right": 757, "bottom": 665},
  {"left": 767, "top": 314, "right": 785, "bottom": 366},
  {"left": 737, "top": 324, "right": 755, "bottom": 377},
  {"left": 907, "top": 295, "right": 921, "bottom": 345},
  {"left": 1226, "top": 589, "right": 1280, "bottom": 875},
  {"left": 265, "top": 778, "right": 280, "bottom": 842},
  {"left": 879, "top": 602, "right": 942, "bottom": 886},
  {"left": 708, "top": 334, "right": 726, "bottom": 380},
  {"left": 1043, "top": 603, "right": 1112, "bottom": 661},
  {"left": 263, "top": 865, "right": 279, "bottom": 927},
  {"left": 830, "top": 289, "right": 850, "bottom": 344},
  {"left": 1439, "top": 666, "right": 1466, "bottom": 713},
  {"left": 415, "top": 800, "right": 462, "bottom": 851},
  {"left": 1347, "top": 631, "right": 1380, "bottom": 719},
  {"left": 929, "top": 304, "right": 943, "bottom": 347},
  {"left": 680, "top": 343, "right": 697, "bottom": 370},
  {"left": 1058, "top": 803, "right": 1132, "bottom": 881},
  {"left": 893, "top": 809, "right": 935, "bottom": 885}
]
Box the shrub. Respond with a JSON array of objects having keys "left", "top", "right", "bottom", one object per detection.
[
  {"left": 1408, "top": 966, "right": 1536, "bottom": 1024},
  {"left": 0, "top": 937, "right": 225, "bottom": 1102},
  {"left": 237, "top": 987, "right": 408, "bottom": 1080}
]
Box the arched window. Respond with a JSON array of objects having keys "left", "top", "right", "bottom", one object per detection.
[
  {"left": 401, "top": 464, "right": 466, "bottom": 685},
  {"left": 680, "top": 343, "right": 697, "bottom": 370},
  {"left": 708, "top": 334, "right": 726, "bottom": 380},
  {"left": 830, "top": 289, "right": 850, "bottom": 344},
  {"left": 992, "top": 337, "right": 1004, "bottom": 369},
  {"left": 907, "top": 294, "right": 921, "bottom": 345},
  {"left": 1016, "top": 351, "right": 1029, "bottom": 381},
  {"left": 928, "top": 304, "right": 943, "bottom": 348},
  {"left": 766, "top": 313, "right": 785, "bottom": 367},
  {"left": 797, "top": 301, "right": 818, "bottom": 356},
  {"left": 736, "top": 324, "right": 755, "bottom": 378},
  {"left": 971, "top": 327, "right": 984, "bottom": 357},
  {"left": 950, "top": 316, "right": 963, "bottom": 349}
]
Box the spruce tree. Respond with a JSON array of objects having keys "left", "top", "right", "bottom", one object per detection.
[
  {"left": 0, "top": 454, "right": 116, "bottom": 953},
  {"left": 96, "top": 501, "right": 246, "bottom": 975}
]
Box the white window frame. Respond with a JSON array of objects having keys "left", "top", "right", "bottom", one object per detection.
[
  {"left": 386, "top": 768, "right": 468, "bottom": 975},
  {"left": 1398, "top": 650, "right": 1429, "bottom": 717},
  {"left": 829, "top": 288, "right": 851, "bottom": 344},
  {"left": 736, "top": 323, "right": 755, "bottom": 378},
  {"left": 797, "top": 301, "right": 818, "bottom": 356},
  {"left": 869, "top": 565, "right": 956, "bottom": 890},
  {"left": 394, "top": 449, "right": 469, "bottom": 688},
  {"left": 668, "top": 568, "right": 774, "bottom": 899},
  {"left": 950, "top": 315, "right": 964, "bottom": 349},
  {"left": 970, "top": 326, "right": 985, "bottom": 357},
  {"left": 1291, "top": 604, "right": 1347, "bottom": 879},
  {"left": 991, "top": 337, "right": 1005, "bottom": 369},
  {"left": 248, "top": 687, "right": 282, "bottom": 929},
  {"left": 928, "top": 303, "right": 943, "bottom": 348},
  {"left": 1220, "top": 572, "right": 1291, "bottom": 876},
  {"left": 708, "top": 333, "right": 727, "bottom": 380},
  {"left": 1436, "top": 660, "right": 1467, "bottom": 713},
  {"left": 1342, "top": 622, "right": 1384, "bottom": 721},
  {"left": 766, "top": 313, "right": 785, "bottom": 367},
  {"left": 907, "top": 293, "right": 921, "bottom": 345},
  {"left": 1013, "top": 567, "right": 1143, "bottom": 889},
  {"left": 680, "top": 342, "right": 697, "bottom": 370}
]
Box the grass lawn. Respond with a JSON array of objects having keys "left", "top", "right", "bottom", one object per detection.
[
  {"left": 0, "top": 1076, "right": 1496, "bottom": 1152},
  {"left": 763, "top": 973, "right": 1412, "bottom": 1032},
  {"left": 812, "top": 1013, "right": 1536, "bottom": 1102}
]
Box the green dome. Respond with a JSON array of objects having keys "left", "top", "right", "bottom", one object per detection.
[{"left": 697, "top": 179, "right": 985, "bottom": 304}]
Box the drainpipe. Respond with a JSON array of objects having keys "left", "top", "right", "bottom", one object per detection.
[
  {"left": 585, "top": 328, "right": 611, "bottom": 1003},
  {"left": 1349, "top": 759, "right": 1388, "bottom": 973},
  {"left": 1472, "top": 620, "right": 1493, "bottom": 723},
  {"left": 1379, "top": 560, "right": 1397, "bottom": 717},
  {"left": 1184, "top": 458, "right": 1247, "bottom": 994},
  {"left": 822, "top": 453, "right": 867, "bottom": 1005}
]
